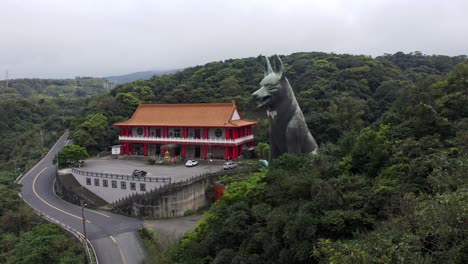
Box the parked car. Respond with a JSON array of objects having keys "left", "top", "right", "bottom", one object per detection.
[
  {"left": 132, "top": 169, "right": 147, "bottom": 177},
  {"left": 223, "top": 162, "right": 237, "bottom": 170},
  {"left": 185, "top": 160, "right": 199, "bottom": 167}
]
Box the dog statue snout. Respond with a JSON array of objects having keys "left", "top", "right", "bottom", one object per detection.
[{"left": 252, "top": 88, "right": 271, "bottom": 108}]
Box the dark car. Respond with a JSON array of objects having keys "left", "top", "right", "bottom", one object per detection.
[{"left": 132, "top": 169, "right": 147, "bottom": 177}]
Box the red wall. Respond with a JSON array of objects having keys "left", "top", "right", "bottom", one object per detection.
[{"left": 214, "top": 183, "right": 226, "bottom": 201}]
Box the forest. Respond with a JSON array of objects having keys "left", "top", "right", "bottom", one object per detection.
[
  {"left": 0, "top": 77, "right": 106, "bottom": 263},
  {"left": 0, "top": 51, "right": 467, "bottom": 263}
]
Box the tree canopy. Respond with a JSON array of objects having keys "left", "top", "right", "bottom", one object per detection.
[
  {"left": 56, "top": 144, "right": 89, "bottom": 168},
  {"left": 1, "top": 51, "right": 467, "bottom": 263}
]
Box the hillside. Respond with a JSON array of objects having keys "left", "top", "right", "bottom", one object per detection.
[
  {"left": 0, "top": 51, "right": 466, "bottom": 263},
  {"left": 0, "top": 76, "right": 111, "bottom": 173},
  {"left": 0, "top": 77, "right": 110, "bottom": 99},
  {"left": 81, "top": 51, "right": 466, "bottom": 263},
  {"left": 103, "top": 69, "right": 178, "bottom": 84},
  {"left": 0, "top": 77, "right": 106, "bottom": 262}
]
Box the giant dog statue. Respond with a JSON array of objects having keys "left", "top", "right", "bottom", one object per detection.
[{"left": 252, "top": 55, "right": 318, "bottom": 162}]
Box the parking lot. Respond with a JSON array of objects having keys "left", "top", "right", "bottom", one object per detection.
[{"left": 79, "top": 157, "right": 226, "bottom": 182}]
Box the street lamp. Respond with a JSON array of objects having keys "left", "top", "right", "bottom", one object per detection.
[{"left": 80, "top": 200, "right": 87, "bottom": 242}]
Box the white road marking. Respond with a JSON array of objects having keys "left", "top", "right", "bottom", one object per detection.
[
  {"left": 32, "top": 167, "right": 90, "bottom": 223},
  {"left": 52, "top": 179, "right": 110, "bottom": 218},
  {"left": 19, "top": 131, "right": 68, "bottom": 184},
  {"left": 137, "top": 243, "right": 144, "bottom": 256},
  {"left": 110, "top": 235, "right": 127, "bottom": 264}
]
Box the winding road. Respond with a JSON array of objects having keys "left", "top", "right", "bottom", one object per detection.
[{"left": 20, "top": 131, "right": 147, "bottom": 264}]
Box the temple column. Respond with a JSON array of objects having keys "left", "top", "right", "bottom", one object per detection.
[
  {"left": 225, "top": 146, "right": 229, "bottom": 160},
  {"left": 182, "top": 145, "right": 186, "bottom": 158},
  {"left": 232, "top": 146, "right": 236, "bottom": 160},
  {"left": 203, "top": 128, "right": 208, "bottom": 160},
  {"left": 144, "top": 143, "right": 148, "bottom": 156}
]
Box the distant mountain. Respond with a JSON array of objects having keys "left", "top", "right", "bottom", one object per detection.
[
  {"left": 103, "top": 70, "right": 178, "bottom": 84},
  {"left": 0, "top": 77, "right": 110, "bottom": 99}
]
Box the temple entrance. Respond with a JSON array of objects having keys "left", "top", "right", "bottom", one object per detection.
[
  {"left": 195, "top": 146, "right": 201, "bottom": 158},
  {"left": 210, "top": 146, "right": 225, "bottom": 159},
  {"left": 134, "top": 143, "right": 144, "bottom": 155},
  {"left": 148, "top": 144, "right": 161, "bottom": 156},
  {"left": 186, "top": 145, "right": 201, "bottom": 158},
  {"left": 161, "top": 144, "right": 180, "bottom": 157}
]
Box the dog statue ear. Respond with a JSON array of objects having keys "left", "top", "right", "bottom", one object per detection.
[
  {"left": 264, "top": 56, "right": 273, "bottom": 77},
  {"left": 272, "top": 55, "right": 285, "bottom": 79}
]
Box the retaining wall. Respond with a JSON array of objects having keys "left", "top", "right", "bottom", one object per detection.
[
  {"left": 112, "top": 167, "right": 258, "bottom": 218},
  {"left": 70, "top": 169, "right": 171, "bottom": 203}
]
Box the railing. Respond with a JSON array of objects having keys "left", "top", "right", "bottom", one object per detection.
[
  {"left": 71, "top": 168, "right": 171, "bottom": 183},
  {"left": 111, "top": 164, "right": 261, "bottom": 216},
  {"left": 118, "top": 134, "right": 254, "bottom": 145},
  {"left": 20, "top": 194, "right": 98, "bottom": 264}
]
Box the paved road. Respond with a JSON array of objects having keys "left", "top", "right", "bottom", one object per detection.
[
  {"left": 144, "top": 214, "right": 202, "bottom": 241},
  {"left": 20, "top": 131, "right": 147, "bottom": 264},
  {"left": 81, "top": 157, "right": 224, "bottom": 182}
]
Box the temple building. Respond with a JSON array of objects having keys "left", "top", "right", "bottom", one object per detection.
[{"left": 113, "top": 101, "right": 256, "bottom": 160}]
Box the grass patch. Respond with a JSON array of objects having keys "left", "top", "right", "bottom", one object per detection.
[{"left": 138, "top": 227, "right": 173, "bottom": 264}]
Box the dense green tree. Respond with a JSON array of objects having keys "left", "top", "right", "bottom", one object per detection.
[
  {"left": 1, "top": 52, "right": 467, "bottom": 263},
  {"left": 7, "top": 224, "right": 83, "bottom": 264},
  {"left": 56, "top": 144, "right": 89, "bottom": 167},
  {"left": 168, "top": 57, "right": 468, "bottom": 264},
  {"left": 72, "top": 113, "right": 109, "bottom": 151}
]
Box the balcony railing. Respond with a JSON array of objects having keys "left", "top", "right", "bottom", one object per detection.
[{"left": 118, "top": 134, "right": 254, "bottom": 145}]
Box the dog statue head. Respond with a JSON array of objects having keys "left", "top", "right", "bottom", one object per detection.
[{"left": 252, "top": 55, "right": 288, "bottom": 109}]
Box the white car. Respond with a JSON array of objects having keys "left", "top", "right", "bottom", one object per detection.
[
  {"left": 223, "top": 162, "right": 237, "bottom": 170},
  {"left": 185, "top": 160, "right": 199, "bottom": 167}
]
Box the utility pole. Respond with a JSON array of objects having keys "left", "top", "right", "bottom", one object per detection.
[
  {"left": 5, "top": 70, "right": 8, "bottom": 88},
  {"left": 81, "top": 200, "right": 87, "bottom": 242}
]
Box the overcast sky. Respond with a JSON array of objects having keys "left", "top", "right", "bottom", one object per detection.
[{"left": 1, "top": 0, "right": 467, "bottom": 79}]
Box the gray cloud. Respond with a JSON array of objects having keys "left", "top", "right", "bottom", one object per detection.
[{"left": 1, "top": 0, "right": 467, "bottom": 79}]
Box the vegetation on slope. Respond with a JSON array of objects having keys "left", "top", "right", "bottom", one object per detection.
[
  {"left": 1, "top": 51, "right": 466, "bottom": 263},
  {"left": 168, "top": 60, "right": 467, "bottom": 263},
  {"left": 0, "top": 77, "right": 107, "bottom": 263},
  {"left": 0, "top": 173, "right": 84, "bottom": 263}
]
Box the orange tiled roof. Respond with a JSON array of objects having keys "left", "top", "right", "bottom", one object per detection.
[{"left": 113, "top": 102, "right": 257, "bottom": 127}]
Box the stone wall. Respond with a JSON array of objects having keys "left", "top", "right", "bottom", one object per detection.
[
  {"left": 55, "top": 170, "right": 108, "bottom": 208},
  {"left": 70, "top": 169, "right": 171, "bottom": 203},
  {"left": 111, "top": 167, "right": 257, "bottom": 218}
]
